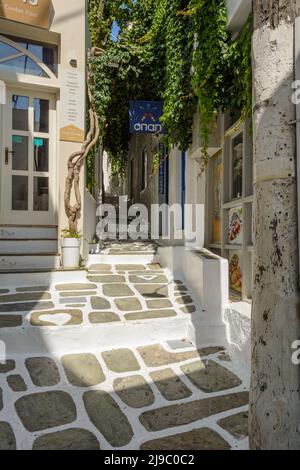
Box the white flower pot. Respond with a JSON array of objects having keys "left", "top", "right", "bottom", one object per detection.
[{"left": 60, "top": 238, "right": 81, "bottom": 268}]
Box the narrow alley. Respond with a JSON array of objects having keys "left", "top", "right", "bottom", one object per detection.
[{"left": 0, "top": 242, "right": 248, "bottom": 450}]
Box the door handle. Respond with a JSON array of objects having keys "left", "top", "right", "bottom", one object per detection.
[{"left": 5, "top": 148, "right": 15, "bottom": 165}]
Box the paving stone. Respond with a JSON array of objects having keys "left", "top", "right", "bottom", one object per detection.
[
  {"left": 59, "top": 297, "right": 87, "bottom": 305},
  {"left": 115, "top": 297, "right": 142, "bottom": 311},
  {"left": 60, "top": 291, "right": 97, "bottom": 297},
  {"left": 140, "top": 427, "right": 230, "bottom": 450},
  {"left": 199, "top": 346, "right": 225, "bottom": 356},
  {"left": 110, "top": 250, "right": 151, "bottom": 255},
  {"left": 0, "top": 360, "right": 15, "bottom": 373},
  {"left": 91, "top": 297, "right": 111, "bottom": 310},
  {"left": 167, "top": 339, "right": 193, "bottom": 350},
  {"left": 102, "top": 349, "right": 140, "bottom": 373},
  {"left": 83, "top": 390, "right": 134, "bottom": 447},
  {"left": 181, "top": 360, "right": 242, "bottom": 393},
  {"left": 150, "top": 368, "right": 192, "bottom": 401},
  {"left": 25, "top": 357, "right": 60, "bottom": 387},
  {"left": 59, "top": 298, "right": 86, "bottom": 305},
  {"left": 146, "top": 299, "right": 172, "bottom": 309},
  {"left": 89, "top": 312, "right": 120, "bottom": 324},
  {"left": 135, "top": 285, "right": 168, "bottom": 299},
  {"left": 218, "top": 412, "right": 249, "bottom": 439},
  {"left": 125, "top": 310, "right": 177, "bottom": 321},
  {"left": 30, "top": 309, "right": 82, "bottom": 327},
  {"left": 88, "top": 264, "right": 112, "bottom": 271},
  {"left": 32, "top": 428, "right": 100, "bottom": 450},
  {"left": 62, "top": 353, "right": 105, "bottom": 387},
  {"left": 55, "top": 283, "right": 97, "bottom": 291},
  {"left": 103, "top": 284, "right": 135, "bottom": 297},
  {"left": 148, "top": 263, "right": 162, "bottom": 270},
  {"left": 0, "top": 388, "right": 2, "bottom": 410},
  {"left": 0, "top": 422, "right": 16, "bottom": 450},
  {"left": 0, "top": 315, "right": 22, "bottom": 328},
  {"left": 0, "top": 301, "right": 54, "bottom": 313},
  {"left": 140, "top": 391, "right": 249, "bottom": 431},
  {"left": 0, "top": 292, "right": 51, "bottom": 303},
  {"left": 129, "top": 275, "right": 168, "bottom": 284},
  {"left": 89, "top": 270, "right": 113, "bottom": 275},
  {"left": 181, "top": 305, "right": 196, "bottom": 314},
  {"left": 15, "top": 391, "right": 77, "bottom": 432},
  {"left": 7, "top": 374, "right": 27, "bottom": 392},
  {"left": 175, "top": 296, "right": 194, "bottom": 305},
  {"left": 66, "top": 304, "right": 85, "bottom": 308},
  {"left": 114, "top": 376, "right": 155, "bottom": 408},
  {"left": 16, "top": 286, "right": 49, "bottom": 292},
  {"left": 125, "top": 271, "right": 163, "bottom": 276},
  {"left": 173, "top": 285, "right": 188, "bottom": 292},
  {"left": 88, "top": 275, "right": 125, "bottom": 283},
  {"left": 218, "top": 353, "right": 232, "bottom": 362},
  {"left": 137, "top": 344, "right": 224, "bottom": 367}
]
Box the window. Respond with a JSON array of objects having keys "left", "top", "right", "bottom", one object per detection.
[
  {"left": 207, "top": 115, "right": 253, "bottom": 301},
  {"left": 5, "top": 36, "right": 58, "bottom": 75},
  {"left": 141, "top": 149, "right": 148, "bottom": 191},
  {"left": 0, "top": 36, "right": 57, "bottom": 78}
]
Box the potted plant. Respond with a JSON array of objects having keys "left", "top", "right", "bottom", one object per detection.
[{"left": 60, "top": 229, "right": 82, "bottom": 269}]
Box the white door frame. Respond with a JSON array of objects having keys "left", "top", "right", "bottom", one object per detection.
[{"left": 1, "top": 86, "right": 57, "bottom": 225}]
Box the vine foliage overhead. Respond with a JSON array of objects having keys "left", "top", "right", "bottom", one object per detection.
[{"left": 88, "top": 0, "right": 252, "bottom": 176}]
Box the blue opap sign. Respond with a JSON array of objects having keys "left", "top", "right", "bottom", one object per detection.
[{"left": 129, "top": 100, "right": 164, "bottom": 134}]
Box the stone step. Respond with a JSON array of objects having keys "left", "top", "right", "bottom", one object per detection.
[
  {"left": 0, "top": 254, "right": 60, "bottom": 271},
  {"left": 88, "top": 253, "right": 157, "bottom": 265},
  {"left": 0, "top": 226, "right": 57, "bottom": 240},
  {"left": 0, "top": 239, "right": 58, "bottom": 254}
]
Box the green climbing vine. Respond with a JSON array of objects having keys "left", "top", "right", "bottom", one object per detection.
[{"left": 87, "top": 0, "right": 252, "bottom": 178}]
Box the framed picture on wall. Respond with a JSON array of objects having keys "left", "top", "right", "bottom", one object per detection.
[
  {"left": 228, "top": 206, "right": 243, "bottom": 245},
  {"left": 229, "top": 251, "right": 243, "bottom": 295}
]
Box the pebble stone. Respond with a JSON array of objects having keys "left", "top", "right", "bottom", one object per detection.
[
  {"left": 102, "top": 349, "right": 140, "bottom": 373},
  {"left": 62, "top": 353, "right": 105, "bottom": 387},
  {"left": 217, "top": 412, "right": 249, "bottom": 439},
  {"left": 114, "top": 376, "right": 155, "bottom": 408},
  {"left": 0, "top": 422, "right": 16, "bottom": 450},
  {"left": 32, "top": 428, "right": 100, "bottom": 450},
  {"left": 150, "top": 368, "right": 192, "bottom": 401},
  {"left": 139, "top": 392, "right": 249, "bottom": 432},
  {"left": 141, "top": 427, "right": 230, "bottom": 450},
  {"left": 83, "top": 390, "right": 134, "bottom": 447},
  {"left": 25, "top": 357, "right": 60, "bottom": 387},
  {"left": 7, "top": 375, "right": 27, "bottom": 392},
  {"left": 89, "top": 312, "right": 120, "bottom": 323},
  {"left": 15, "top": 391, "right": 77, "bottom": 432},
  {"left": 181, "top": 360, "right": 242, "bottom": 393},
  {"left": 91, "top": 297, "right": 111, "bottom": 310}
]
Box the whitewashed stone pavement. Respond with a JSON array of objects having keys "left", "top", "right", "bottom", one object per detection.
[{"left": 0, "top": 261, "right": 249, "bottom": 450}]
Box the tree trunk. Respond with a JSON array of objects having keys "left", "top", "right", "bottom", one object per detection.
[
  {"left": 250, "top": 0, "right": 300, "bottom": 449},
  {"left": 64, "top": 48, "right": 102, "bottom": 233}
]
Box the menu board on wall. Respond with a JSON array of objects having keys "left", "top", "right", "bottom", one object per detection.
[
  {"left": 0, "top": 0, "right": 51, "bottom": 29},
  {"left": 60, "top": 69, "right": 85, "bottom": 144},
  {"left": 228, "top": 206, "right": 243, "bottom": 245}
]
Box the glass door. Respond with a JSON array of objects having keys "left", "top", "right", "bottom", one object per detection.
[{"left": 1, "top": 88, "right": 56, "bottom": 225}]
